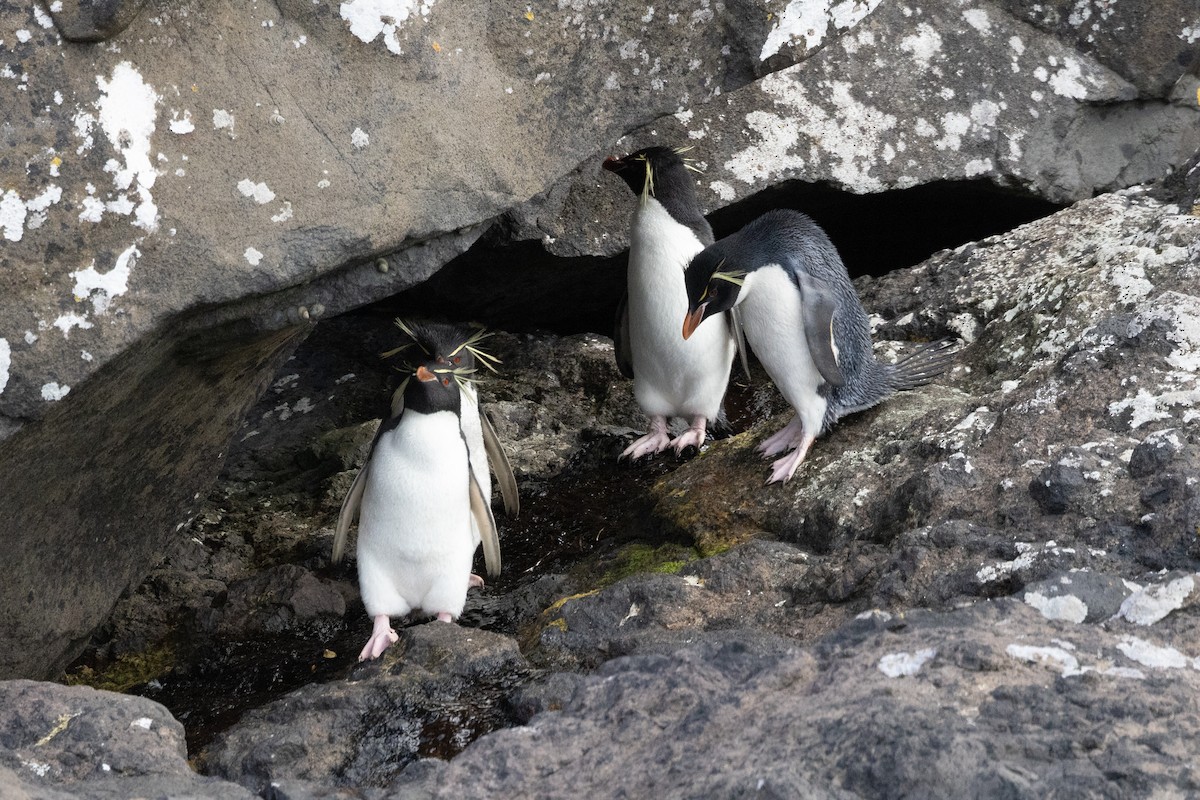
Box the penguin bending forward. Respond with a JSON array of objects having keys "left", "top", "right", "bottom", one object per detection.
[
  {"left": 683, "top": 209, "right": 958, "bottom": 485},
  {"left": 603, "top": 145, "right": 746, "bottom": 460},
  {"left": 333, "top": 320, "right": 518, "bottom": 660}
]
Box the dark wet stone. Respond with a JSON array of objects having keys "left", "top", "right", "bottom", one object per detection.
[
  {"left": 47, "top": 0, "right": 150, "bottom": 41},
  {"left": 1029, "top": 465, "right": 1088, "bottom": 515}
]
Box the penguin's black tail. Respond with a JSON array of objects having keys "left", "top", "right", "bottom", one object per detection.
[{"left": 887, "top": 338, "right": 961, "bottom": 392}]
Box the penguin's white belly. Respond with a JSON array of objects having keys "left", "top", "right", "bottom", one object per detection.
[
  {"left": 739, "top": 266, "right": 828, "bottom": 432},
  {"left": 627, "top": 199, "right": 734, "bottom": 420},
  {"left": 357, "top": 410, "right": 476, "bottom": 618}
]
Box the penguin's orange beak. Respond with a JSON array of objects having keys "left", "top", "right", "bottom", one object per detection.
[
  {"left": 682, "top": 304, "right": 707, "bottom": 340},
  {"left": 415, "top": 365, "right": 436, "bottom": 382}
]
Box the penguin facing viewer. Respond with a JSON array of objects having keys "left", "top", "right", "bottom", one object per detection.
[
  {"left": 333, "top": 320, "right": 518, "bottom": 661},
  {"left": 603, "top": 145, "right": 745, "bottom": 460},
  {"left": 682, "top": 209, "right": 958, "bottom": 484}
]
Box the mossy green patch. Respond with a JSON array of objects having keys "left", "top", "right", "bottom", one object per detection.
[
  {"left": 63, "top": 645, "right": 175, "bottom": 693},
  {"left": 594, "top": 541, "right": 696, "bottom": 588}
]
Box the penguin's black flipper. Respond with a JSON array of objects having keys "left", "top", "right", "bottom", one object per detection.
[
  {"left": 480, "top": 409, "right": 519, "bottom": 517},
  {"left": 613, "top": 289, "right": 634, "bottom": 379},
  {"left": 796, "top": 273, "right": 847, "bottom": 388},
  {"left": 728, "top": 307, "right": 752, "bottom": 381},
  {"left": 469, "top": 471, "right": 502, "bottom": 578}
]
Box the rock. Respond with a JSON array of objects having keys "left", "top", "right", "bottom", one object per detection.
[
  {"left": 1022, "top": 571, "right": 1134, "bottom": 623},
  {"left": 46, "top": 0, "right": 150, "bottom": 42},
  {"left": 202, "top": 623, "right": 530, "bottom": 794},
  {"left": 194, "top": 565, "right": 346, "bottom": 639},
  {"left": 0, "top": 324, "right": 304, "bottom": 680},
  {"left": 653, "top": 185, "right": 1200, "bottom": 599},
  {"left": 0, "top": 680, "right": 254, "bottom": 799},
  {"left": 385, "top": 600, "right": 1200, "bottom": 798}
]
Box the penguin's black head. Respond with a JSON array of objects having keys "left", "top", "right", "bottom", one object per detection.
[
  {"left": 682, "top": 246, "right": 745, "bottom": 340},
  {"left": 602, "top": 145, "right": 693, "bottom": 199},
  {"left": 386, "top": 319, "right": 502, "bottom": 413},
  {"left": 402, "top": 359, "right": 464, "bottom": 415}
]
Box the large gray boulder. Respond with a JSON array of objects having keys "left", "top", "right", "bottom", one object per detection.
[{"left": 0, "top": 680, "right": 254, "bottom": 799}]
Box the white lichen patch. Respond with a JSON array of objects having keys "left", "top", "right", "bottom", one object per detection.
[
  {"left": 1006, "top": 644, "right": 1083, "bottom": 676},
  {"left": 1, "top": 184, "right": 64, "bottom": 242},
  {"left": 70, "top": 63, "right": 161, "bottom": 233},
  {"left": 244, "top": 247, "right": 264, "bottom": 266},
  {"left": 351, "top": 127, "right": 370, "bottom": 149},
  {"left": 340, "top": 0, "right": 434, "bottom": 55},
  {"left": 759, "top": 0, "right": 882, "bottom": 60},
  {"left": 41, "top": 382, "right": 70, "bottom": 401},
  {"left": 271, "top": 202, "right": 294, "bottom": 223},
  {"left": 212, "top": 109, "right": 235, "bottom": 136},
  {"left": 70, "top": 242, "right": 138, "bottom": 315},
  {"left": 53, "top": 312, "right": 92, "bottom": 338},
  {"left": 1104, "top": 291, "right": 1200, "bottom": 428},
  {"left": 168, "top": 111, "right": 194, "bottom": 134},
  {"left": 1047, "top": 56, "right": 1090, "bottom": 100},
  {"left": 1116, "top": 635, "right": 1195, "bottom": 671},
  {"left": 899, "top": 23, "right": 942, "bottom": 71},
  {"left": 878, "top": 648, "right": 936, "bottom": 678},
  {"left": 0, "top": 189, "right": 28, "bottom": 241},
  {"left": 237, "top": 179, "right": 276, "bottom": 205},
  {"left": 728, "top": 74, "right": 896, "bottom": 192},
  {"left": 1115, "top": 574, "right": 1197, "bottom": 626},
  {"left": 961, "top": 7, "right": 990, "bottom": 33},
  {"left": 0, "top": 338, "right": 9, "bottom": 395},
  {"left": 977, "top": 541, "right": 1072, "bottom": 584},
  {"left": 1023, "top": 591, "right": 1088, "bottom": 623},
  {"left": 95, "top": 63, "right": 160, "bottom": 231}
]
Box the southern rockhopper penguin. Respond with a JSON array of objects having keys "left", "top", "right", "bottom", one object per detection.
[
  {"left": 683, "top": 208, "right": 959, "bottom": 485},
  {"left": 332, "top": 320, "right": 518, "bottom": 661},
  {"left": 603, "top": 145, "right": 745, "bottom": 460}
]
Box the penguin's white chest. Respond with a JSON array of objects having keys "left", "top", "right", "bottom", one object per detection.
[
  {"left": 739, "top": 266, "right": 829, "bottom": 430},
  {"left": 356, "top": 409, "right": 476, "bottom": 617},
  {"left": 626, "top": 199, "right": 734, "bottom": 419}
]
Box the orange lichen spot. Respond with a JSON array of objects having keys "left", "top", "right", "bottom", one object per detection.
[
  {"left": 524, "top": 10, "right": 534, "bottom": 21},
  {"left": 432, "top": 40, "right": 441, "bottom": 52}
]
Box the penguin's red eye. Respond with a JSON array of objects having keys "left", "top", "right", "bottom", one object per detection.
[
  {"left": 442, "top": 378, "right": 450, "bottom": 386},
  {"left": 453, "top": 356, "right": 461, "bottom": 364}
]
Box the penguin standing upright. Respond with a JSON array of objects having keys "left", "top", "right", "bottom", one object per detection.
[
  {"left": 682, "top": 209, "right": 958, "bottom": 484},
  {"left": 333, "top": 321, "right": 518, "bottom": 661},
  {"left": 603, "top": 146, "right": 744, "bottom": 459}
]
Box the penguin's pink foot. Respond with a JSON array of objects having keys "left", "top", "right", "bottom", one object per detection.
[
  {"left": 758, "top": 416, "right": 804, "bottom": 458},
  {"left": 669, "top": 415, "right": 707, "bottom": 456},
  {"left": 436, "top": 611, "right": 454, "bottom": 623},
  {"left": 621, "top": 416, "right": 671, "bottom": 460},
  {"left": 468, "top": 573, "right": 485, "bottom": 589},
  {"left": 765, "top": 434, "right": 815, "bottom": 485},
  {"left": 358, "top": 614, "right": 399, "bottom": 661}
]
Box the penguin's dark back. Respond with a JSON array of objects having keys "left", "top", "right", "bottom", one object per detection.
[{"left": 738, "top": 210, "right": 888, "bottom": 424}]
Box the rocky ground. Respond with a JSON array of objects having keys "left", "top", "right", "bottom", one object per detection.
[{"left": 2, "top": 159, "right": 1198, "bottom": 798}]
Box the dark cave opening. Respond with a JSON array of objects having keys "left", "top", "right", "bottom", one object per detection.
[{"left": 381, "top": 179, "right": 1065, "bottom": 336}]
